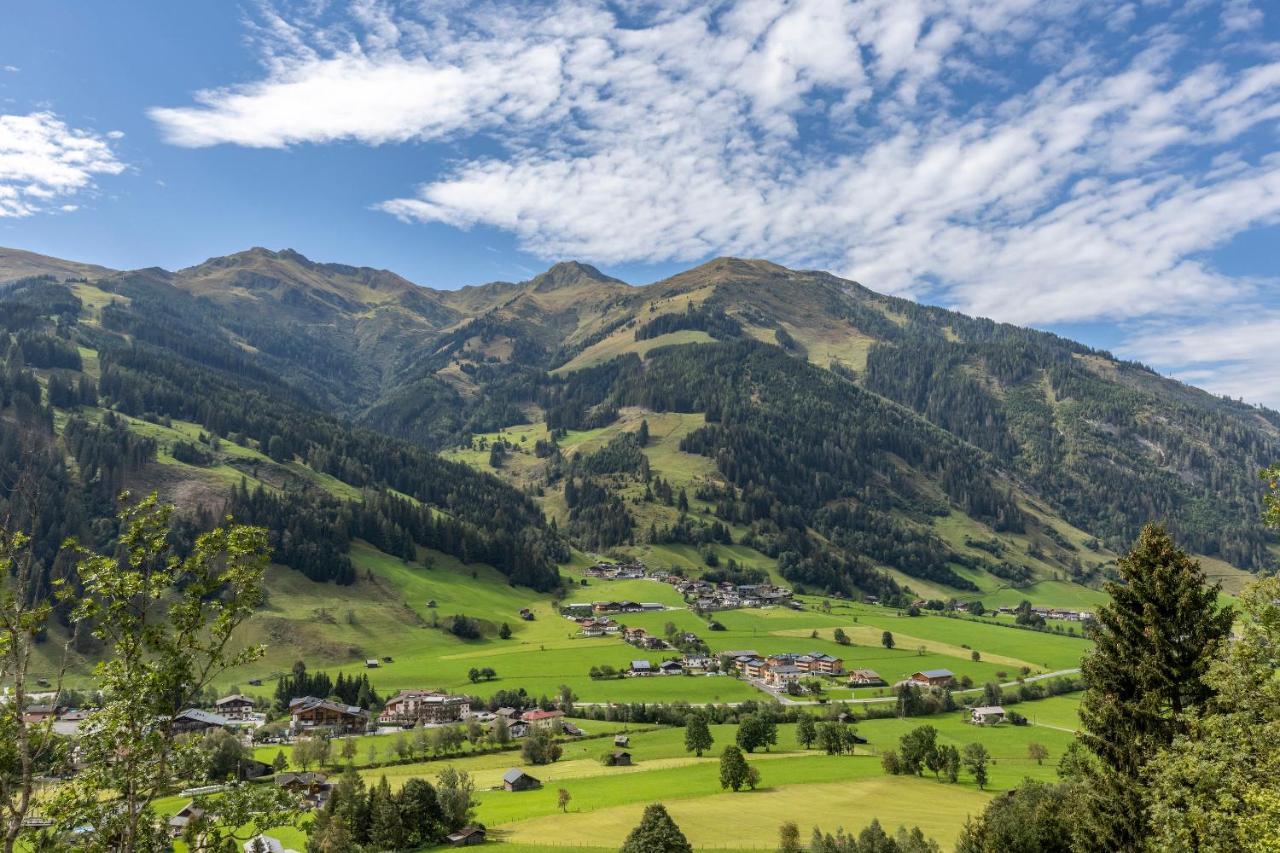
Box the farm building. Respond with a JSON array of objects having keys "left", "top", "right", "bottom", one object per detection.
[
  {"left": 610, "top": 750, "right": 633, "bottom": 766},
  {"left": 629, "top": 660, "right": 654, "bottom": 676},
  {"left": 503, "top": 768, "right": 542, "bottom": 791},
  {"left": 168, "top": 802, "right": 204, "bottom": 838},
  {"left": 446, "top": 825, "right": 487, "bottom": 846}
]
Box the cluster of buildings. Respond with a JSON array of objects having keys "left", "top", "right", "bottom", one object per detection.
[
  {"left": 585, "top": 561, "right": 648, "bottom": 580},
  {"left": 627, "top": 659, "right": 686, "bottom": 676},
  {"left": 722, "top": 650, "right": 845, "bottom": 687},
  {"left": 992, "top": 605, "right": 1092, "bottom": 622},
  {"left": 669, "top": 579, "right": 795, "bottom": 611}
]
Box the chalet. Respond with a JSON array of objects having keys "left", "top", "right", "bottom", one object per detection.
[
  {"left": 623, "top": 627, "right": 648, "bottom": 643},
  {"left": 172, "top": 708, "right": 232, "bottom": 735},
  {"left": 521, "top": 709, "right": 565, "bottom": 732},
  {"left": 380, "top": 690, "right": 470, "bottom": 726},
  {"left": 639, "top": 636, "right": 666, "bottom": 651},
  {"left": 971, "top": 705, "right": 1006, "bottom": 725},
  {"left": 658, "top": 660, "right": 684, "bottom": 676},
  {"left": 495, "top": 707, "right": 519, "bottom": 721},
  {"left": 765, "top": 664, "right": 803, "bottom": 687},
  {"left": 593, "top": 601, "right": 621, "bottom": 614},
  {"left": 507, "top": 721, "right": 529, "bottom": 739},
  {"left": 619, "top": 601, "right": 644, "bottom": 613},
  {"left": 629, "top": 660, "right": 654, "bottom": 676},
  {"left": 446, "top": 825, "right": 487, "bottom": 846},
  {"left": 503, "top": 768, "right": 542, "bottom": 792},
  {"left": 276, "top": 772, "right": 332, "bottom": 809},
  {"left": 611, "top": 750, "right": 633, "bottom": 766},
  {"left": 214, "top": 694, "right": 256, "bottom": 720},
  {"left": 682, "top": 654, "right": 712, "bottom": 671},
  {"left": 168, "top": 802, "right": 204, "bottom": 838},
  {"left": 910, "top": 669, "right": 956, "bottom": 687},
  {"left": 847, "top": 669, "right": 884, "bottom": 686},
  {"left": 288, "top": 696, "right": 370, "bottom": 735}
]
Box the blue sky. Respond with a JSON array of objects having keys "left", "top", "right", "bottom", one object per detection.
[{"left": 2, "top": 1, "right": 1278, "bottom": 404}]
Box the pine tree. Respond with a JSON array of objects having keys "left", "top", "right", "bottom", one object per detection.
[
  {"left": 1076, "top": 524, "right": 1233, "bottom": 853},
  {"left": 367, "top": 775, "right": 405, "bottom": 851},
  {"left": 684, "top": 711, "right": 714, "bottom": 757},
  {"left": 620, "top": 803, "right": 694, "bottom": 853}
]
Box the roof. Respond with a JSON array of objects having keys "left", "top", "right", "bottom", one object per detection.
[
  {"left": 916, "top": 669, "right": 955, "bottom": 678},
  {"left": 503, "top": 768, "right": 537, "bottom": 784},
  {"left": 630, "top": 660, "right": 653, "bottom": 669},
  {"left": 216, "top": 694, "right": 254, "bottom": 706},
  {"left": 521, "top": 709, "right": 565, "bottom": 721},
  {"left": 446, "top": 825, "right": 486, "bottom": 841},
  {"left": 276, "top": 772, "right": 328, "bottom": 787},
  {"left": 288, "top": 696, "right": 369, "bottom": 718},
  {"left": 770, "top": 665, "right": 803, "bottom": 674},
  {"left": 174, "top": 708, "right": 232, "bottom": 727},
  {"left": 972, "top": 705, "right": 1005, "bottom": 714}
]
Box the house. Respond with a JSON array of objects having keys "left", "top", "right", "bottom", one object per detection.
[
  {"left": 237, "top": 757, "right": 274, "bottom": 781},
  {"left": 682, "top": 655, "right": 712, "bottom": 671},
  {"left": 658, "top": 660, "right": 684, "bottom": 676},
  {"left": 910, "top": 669, "right": 956, "bottom": 687},
  {"left": 276, "top": 772, "right": 332, "bottom": 809},
  {"left": 611, "top": 750, "right": 633, "bottom": 766},
  {"left": 623, "top": 627, "right": 648, "bottom": 643},
  {"left": 507, "top": 721, "right": 529, "bottom": 739},
  {"left": 971, "top": 705, "right": 1006, "bottom": 725},
  {"left": 288, "top": 697, "right": 370, "bottom": 735},
  {"left": 495, "top": 707, "right": 519, "bottom": 721},
  {"left": 169, "top": 802, "right": 205, "bottom": 838},
  {"left": 847, "top": 669, "right": 884, "bottom": 686},
  {"left": 765, "top": 664, "right": 803, "bottom": 687},
  {"left": 521, "top": 709, "right": 565, "bottom": 733},
  {"left": 172, "top": 708, "right": 233, "bottom": 735},
  {"left": 446, "top": 825, "right": 487, "bottom": 846},
  {"left": 379, "top": 690, "right": 470, "bottom": 726},
  {"left": 20, "top": 704, "right": 57, "bottom": 725},
  {"left": 214, "top": 694, "right": 256, "bottom": 720},
  {"left": 629, "top": 660, "right": 654, "bottom": 676},
  {"left": 365, "top": 659, "right": 380, "bottom": 668},
  {"left": 503, "top": 768, "right": 542, "bottom": 791}
]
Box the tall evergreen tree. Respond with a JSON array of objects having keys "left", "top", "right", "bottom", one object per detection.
[
  {"left": 1076, "top": 524, "right": 1233, "bottom": 852},
  {"left": 619, "top": 803, "right": 693, "bottom": 853}
]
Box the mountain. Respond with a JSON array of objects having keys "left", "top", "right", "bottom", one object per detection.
[{"left": 0, "top": 245, "right": 1275, "bottom": 631}]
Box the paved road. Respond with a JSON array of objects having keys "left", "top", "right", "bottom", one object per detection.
[{"left": 575, "top": 667, "right": 1082, "bottom": 708}]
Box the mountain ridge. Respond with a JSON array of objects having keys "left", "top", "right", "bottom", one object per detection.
[{"left": 1, "top": 244, "right": 1275, "bottom": 594}]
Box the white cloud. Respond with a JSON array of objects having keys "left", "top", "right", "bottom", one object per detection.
[
  {"left": 1122, "top": 310, "right": 1280, "bottom": 406},
  {"left": 0, "top": 112, "right": 125, "bottom": 217},
  {"left": 150, "top": 0, "right": 1280, "bottom": 402}
]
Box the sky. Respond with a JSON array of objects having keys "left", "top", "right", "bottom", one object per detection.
[{"left": 1, "top": 0, "right": 1278, "bottom": 405}]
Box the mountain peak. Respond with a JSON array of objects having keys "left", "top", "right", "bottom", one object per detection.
[{"left": 528, "top": 261, "right": 628, "bottom": 292}]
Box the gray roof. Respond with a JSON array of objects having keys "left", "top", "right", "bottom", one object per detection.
[
  {"left": 972, "top": 705, "right": 1005, "bottom": 714},
  {"left": 917, "top": 669, "right": 955, "bottom": 678},
  {"left": 503, "top": 768, "right": 536, "bottom": 784},
  {"left": 630, "top": 660, "right": 652, "bottom": 669},
  {"left": 174, "top": 708, "right": 232, "bottom": 727}
]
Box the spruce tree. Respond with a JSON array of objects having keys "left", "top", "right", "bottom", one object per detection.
[
  {"left": 619, "top": 803, "right": 693, "bottom": 853},
  {"left": 1076, "top": 524, "right": 1233, "bottom": 852},
  {"left": 367, "top": 775, "right": 405, "bottom": 851}
]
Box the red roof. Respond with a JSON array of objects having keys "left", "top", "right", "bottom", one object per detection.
[{"left": 521, "top": 709, "right": 566, "bottom": 721}]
